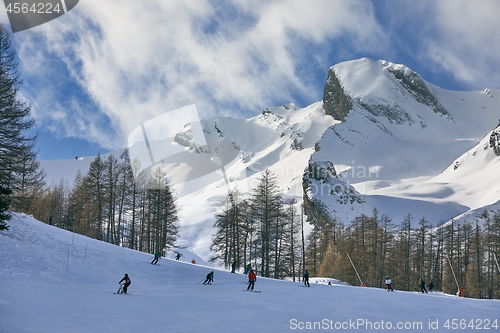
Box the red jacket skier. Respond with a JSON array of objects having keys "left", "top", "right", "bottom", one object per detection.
[{"left": 247, "top": 270, "right": 257, "bottom": 291}]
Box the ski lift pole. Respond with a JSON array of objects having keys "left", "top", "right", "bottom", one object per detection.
[
  {"left": 346, "top": 252, "right": 365, "bottom": 287},
  {"left": 494, "top": 253, "right": 500, "bottom": 274},
  {"left": 445, "top": 253, "right": 461, "bottom": 293}
]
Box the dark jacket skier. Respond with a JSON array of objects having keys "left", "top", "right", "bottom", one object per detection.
[
  {"left": 247, "top": 270, "right": 257, "bottom": 291},
  {"left": 303, "top": 270, "right": 310, "bottom": 287},
  {"left": 151, "top": 251, "right": 161, "bottom": 265},
  {"left": 203, "top": 271, "right": 214, "bottom": 285},
  {"left": 231, "top": 261, "right": 236, "bottom": 273},
  {"left": 419, "top": 279, "right": 428, "bottom": 293},
  {"left": 119, "top": 274, "right": 131, "bottom": 294},
  {"left": 244, "top": 263, "right": 251, "bottom": 275},
  {"left": 428, "top": 281, "right": 434, "bottom": 292}
]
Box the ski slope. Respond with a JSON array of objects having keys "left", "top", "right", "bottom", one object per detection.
[{"left": 1, "top": 214, "right": 498, "bottom": 333}]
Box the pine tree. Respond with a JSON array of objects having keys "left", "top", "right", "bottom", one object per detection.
[
  {"left": 115, "top": 150, "right": 143, "bottom": 248},
  {"left": 103, "top": 154, "right": 120, "bottom": 244},
  {"left": 0, "top": 23, "right": 43, "bottom": 224},
  {"left": 484, "top": 212, "right": 500, "bottom": 298},
  {"left": 465, "top": 220, "right": 484, "bottom": 298},
  {"left": 282, "top": 201, "right": 302, "bottom": 281},
  {"left": 84, "top": 153, "right": 106, "bottom": 239},
  {"left": 250, "top": 169, "right": 284, "bottom": 277},
  {"left": 10, "top": 145, "right": 45, "bottom": 213},
  {"left": 143, "top": 167, "right": 179, "bottom": 254},
  {"left": 210, "top": 189, "right": 251, "bottom": 269}
]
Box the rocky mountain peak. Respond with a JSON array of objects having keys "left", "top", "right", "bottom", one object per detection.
[
  {"left": 322, "top": 67, "right": 352, "bottom": 121},
  {"left": 322, "top": 58, "right": 451, "bottom": 124}
]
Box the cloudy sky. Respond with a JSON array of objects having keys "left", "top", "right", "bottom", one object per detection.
[{"left": 2, "top": 0, "right": 499, "bottom": 159}]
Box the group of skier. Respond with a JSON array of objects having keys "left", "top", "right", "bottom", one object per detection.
[
  {"left": 201, "top": 266, "right": 257, "bottom": 291},
  {"left": 121, "top": 252, "right": 437, "bottom": 295},
  {"left": 384, "top": 276, "right": 434, "bottom": 293}
]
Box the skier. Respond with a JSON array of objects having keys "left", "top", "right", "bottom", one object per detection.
[
  {"left": 203, "top": 271, "right": 214, "bottom": 285},
  {"left": 247, "top": 269, "right": 256, "bottom": 291},
  {"left": 385, "top": 276, "right": 393, "bottom": 291},
  {"left": 419, "top": 278, "right": 428, "bottom": 293},
  {"left": 244, "top": 263, "right": 251, "bottom": 275},
  {"left": 231, "top": 261, "right": 236, "bottom": 273},
  {"left": 151, "top": 251, "right": 161, "bottom": 265},
  {"left": 191, "top": 259, "right": 196, "bottom": 264},
  {"left": 428, "top": 281, "right": 434, "bottom": 292},
  {"left": 119, "top": 273, "right": 131, "bottom": 294},
  {"left": 303, "top": 270, "right": 310, "bottom": 287},
  {"left": 175, "top": 252, "right": 181, "bottom": 261}
]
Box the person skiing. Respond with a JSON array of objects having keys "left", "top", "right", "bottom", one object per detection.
[
  {"left": 428, "top": 281, "right": 434, "bottom": 292},
  {"left": 119, "top": 274, "right": 131, "bottom": 294},
  {"left": 419, "top": 278, "right": 428, "bottom": 293},
  {"left": 203, "top": 271, "right": 214, "bottom": 285},
  {"left": 231, "top": 261, "right": 236, "bottom": 273},
  {"left": 303, "top": 270, "right": 310, "bottom": 287},
  {"left": 385, "top": 276, "right": 393, "bottom": 291},
  {"left": 191, "top": 259, "right": 196, "bottom": 264},
  {"left": 175, "top": 252, "right": 181, "bottom": 261},
  {"left": 247, "top": 269, "right": 256, "bottom": 291},
  {"left": 151, "top": 251, "right": 161, "bottom": 265},
  {"left": 244, "top": 263, "right": 251, "bottom": 275}
]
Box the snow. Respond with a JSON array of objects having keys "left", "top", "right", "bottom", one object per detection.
[{"left": 1, "top": 213, "right": 498, "bottom": 333}]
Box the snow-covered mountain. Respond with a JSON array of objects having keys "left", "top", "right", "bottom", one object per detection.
[
  {"left": 305, "top": 58, "right": 500, "bottom": 224},
  {"left": 1, "top": 213, "right": 498, "bottom": 333},
  {"left": 41, "top": 58, "right": 500, "bottom": 261}
]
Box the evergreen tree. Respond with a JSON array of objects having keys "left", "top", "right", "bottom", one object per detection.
[
  {"left": 484, "top": 212, "right": 500, "bottom": 298},
  {"left": 0, "top": 23, "right": 43, "bottom": 223},
  {"left": 210, "top": 189, "right": 251, "bottom": 270},
  {"left": 84, "top": 153, "right": 106, "bottom": 239},
  {"left": 250, "top": 169, "right": 284, "bottom": 277},
  {"left": 143, "top": 167, "right": 179, "bottom": 254},
  {"left": 465, "top": 220, "right": 484, "bottom": 298},
  {"left": 103, "top": 154, "right": 120, "bottom": 244},
  {"left": 125, "top": 155, "right": 147, "bottom": 250},
  {"left": 282, "top": 201, "right": 302, "bottom": 281}
]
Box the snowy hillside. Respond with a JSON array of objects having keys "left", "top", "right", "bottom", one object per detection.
[
  {"left": 40, "top": 58, "right": 500, "bottom": 261},
  {"left": 1, "top": 213, "right": 498, "bottom": 333},
  {"left": 306, "top": 58, "right": 500, "bottom": 224}
]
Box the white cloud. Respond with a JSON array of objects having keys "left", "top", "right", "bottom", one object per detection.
[
  {"left": 13, "top": 0, "right": 385, "bottom": 150},
  {"left": 421, "top": 0, "right": 500, "bottom": 89}
]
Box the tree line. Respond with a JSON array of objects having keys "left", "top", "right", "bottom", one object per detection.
[
  {"left": 25, "top": 151, "right": 180, "bottom": 255},
  {"left": 304, "top": 208, "right": 500, "bottom": 299}
]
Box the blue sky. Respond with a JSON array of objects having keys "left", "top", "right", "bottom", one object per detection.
[{"left": 2, "top": 0, "right": 499, "bottom": 160}]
